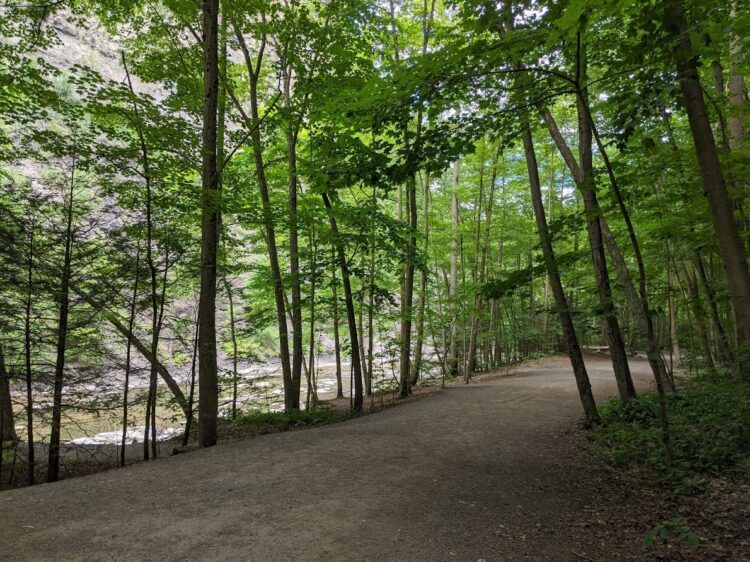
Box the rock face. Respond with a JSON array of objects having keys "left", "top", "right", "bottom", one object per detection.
[{"left": 46, "top": 13, "right": 120, "bottom": 78}]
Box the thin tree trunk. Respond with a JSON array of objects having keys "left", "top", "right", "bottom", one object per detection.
[
  {"left": 521, "top": 120, "right": 600, "bottom": 426},
  {"left": 47, "top": 152, "right": 76, "bottom": 483},
  {"left": 367, "top": 235, "right": 375, "bottom": 396},
  {"left": 226, "top": 278, "right": 239, "bottom": 420},
  {"left": 322, "top": 192, "right": 363, "bottom": 412},
  {"left": 233, "top": 21, "right": 294, "bottom": 408},
  {"left": 668, "top": 262, "right": 681, "bottom": 367},
  {"left": 23, "top": 220, "right": 35, "bottom": 484},
  {"left": 182, "top": 310, "right": 200, "bottom": 447},
  {"left": 683, "top": 262, "right": 717, "bottom": 372},
  {"left": 576, "top": 82, "right": 637, "bottom": 402},
  {"left": 411, "top": 172, "right": 430, "bottom": 386},
  {"left": 695, "top": 252, "right": 734, "bottom": 364},
  {"left": 123, "top": 50, "right": 162, "bottom": 461},
  {"left": 120, "top": 240, "right": 141, "bottom": 468},
  {"left": 448, "top": 160, "right": 460, "bottom": 376},
  {"left": 306, "top": 228, "right": 317, "bottom": 410},
  {"left": 331, "top": 247, "right": 344, "bottom": 398},
  {"left": 145, "top": 248, "right": 170, "bottom": 461},
  {"left": 357, "top": 282, "right": 370, "bottom": 397}
]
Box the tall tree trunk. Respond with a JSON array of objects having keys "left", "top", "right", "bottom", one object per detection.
[
  {"left": 411, "top": 172, "right": 430, "bottom": 386},
  {"left": 322, "top": 193, "right": 364, "bottom": 412},
  {"left": 123, "top": 50, "right": 164, "bottom": 461},
  {"left": 284, "top": 62, "right": 304, "bottom": 413},
  {"left": 466, "top": 154, "right": 486, "bottom": 381},
  {"left": 405, "top": 2, "right": 436, "bottom": 388},
  {"left": 468, "top": 151, "right": 499, "bottom": 378},
  {"left": 579, "top": 91, "right": 676, "bottom": 395},
  {"left": 47, "top": 153, "right": 76, "bottom": 483},
  {"left": 366, "top": 187, "right": 376, "bottom": 396},
  {"left": 197, "top": 0, "right": 221, "bottom": 447},
  {"left": 234, "top": 22, "right": 294, "bottom": 409},
  {"left": 448, "top": 160, "right": 460, "bottom": 376},
  {"left": 23, "top": 220, "right": 35, "bottom": 484},
  {"left": 145, "top": 250, "right": 170, "bottom": 461},
  {"left": 398, "top": 171, "right": 418, "bottom": 397},
  {"left": 665, "top": 1, "right": 750, "bottom": 374},
  {"left": 357, "top": 283, "right": 370, "bottom": 397},
  {"left": 668, "top": 263, "right": 681, "bottom": 367},
  {"left": 576, "top": 80, "right": 637, "bottom": 402},
  {"left": 366, "top": 274, "right": 375, "bottom": 398},
  {"left": 306, "top": 228, "right": 317, "bottom": 410},
  {"left": 331, "top": 247, "right": 344, "bottom": 399},
  {"left": 521, "top": 121, "right": 600, "bottom": 426}
]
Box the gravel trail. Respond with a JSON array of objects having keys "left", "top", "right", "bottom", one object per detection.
[{"left": 0, "top": 355, "right": 658, "bottom": 561}]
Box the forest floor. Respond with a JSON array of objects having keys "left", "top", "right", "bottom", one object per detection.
[{"left": 1, "top": 355, "right": 748, "bottom": 561}]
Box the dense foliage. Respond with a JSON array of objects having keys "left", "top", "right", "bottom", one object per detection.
[{"left": 0, "top": 0, "right": 748, "bottom": 490}]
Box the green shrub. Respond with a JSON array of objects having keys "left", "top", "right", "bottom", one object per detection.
[
  {"left": 234, "top": 404, "right": 353, "bottom": 433},
  {"left": 643, "top": 517, "right": 700, "bottom": 549},
  {"left": 590, "top": 370, "right": 750, "bottom": 489}
]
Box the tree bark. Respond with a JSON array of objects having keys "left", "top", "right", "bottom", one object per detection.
[
  {"left": 197, "top": 0, "right": 221, "bottom": 447},
  {"left": 331, "top": 247, "right": 344, "bottom": 398},
  {"left": 23, "top": 219, "right": 35, "bottom": 483},
  {"left": 234, "top": 21, "right": 294, "bottom": 408},
  {"left": 398, "top": 172, "right": 418, "bottom": 396},
  {"left": 47, "top": 153, "right": 76, "bottom": 483},
  {"left": 576, "top": 82, "right": 637, "bottom": 402},
  {"left": 411, "top": 172, "right": 430, "bottom": 386},
  {"left": 695, "top": 252, "right": 734, "bottom": 365},
  {"left": 0, "top": 342, "right": 16, "bottom": 445},
  {"left": 90, "top": 305, "right": 189, "bottom": 418},
  {"left": 683, "top": 262, "right": 717, "bottom": 372},
  {"left": 521, "top": 122, "right": 600, "bottom": 426},
  {"left": 665, "top": 1, "right": 750, "bottom": 373},
  {"left": 284, "top": 61, "right": 304, "bottom": 412},
  {"left": 448, "top": 160, "right": 460, "bottom": 376},
  {"left": 306, "top": 228, "right": 317, "bottom": 409},
  {"left": 120, "top": 240, "right": 141, "bottom": 468},
  {"left": 226, "top": 278, "right": 239, "bottom": 420},
  {"left": 322, "top": 192, "right": 364, "bottom": 412}
]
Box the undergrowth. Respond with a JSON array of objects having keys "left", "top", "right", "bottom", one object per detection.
[
  {"left": 589, "top": 368, "right": 750, "bottom": 491},
  {"left": 232, "top": 403, "right": 354, "bottom": 434}
]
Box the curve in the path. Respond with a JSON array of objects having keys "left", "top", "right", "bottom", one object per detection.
[{"left": 0, "top": 356, "right": 655, "bottom": 561}]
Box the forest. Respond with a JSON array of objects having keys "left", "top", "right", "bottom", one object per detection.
[{"left": 1, "top": 0, "right": 750, "bottom": 554}]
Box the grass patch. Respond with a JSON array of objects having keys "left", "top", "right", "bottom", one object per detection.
[
  {"left": 232, "top": 403, "right": 355, "bottom": 434},
  {"left": 589, "top": 369, "right": 750, "bottom": 490}
]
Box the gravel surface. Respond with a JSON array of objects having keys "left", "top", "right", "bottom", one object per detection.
[{"left": 0, "top": 355, "right": 692, "bottom": 561}]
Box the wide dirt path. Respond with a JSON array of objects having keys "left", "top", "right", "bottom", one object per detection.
[{"left": 1, "top": 356, "right": 657, "bottom": 561}]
